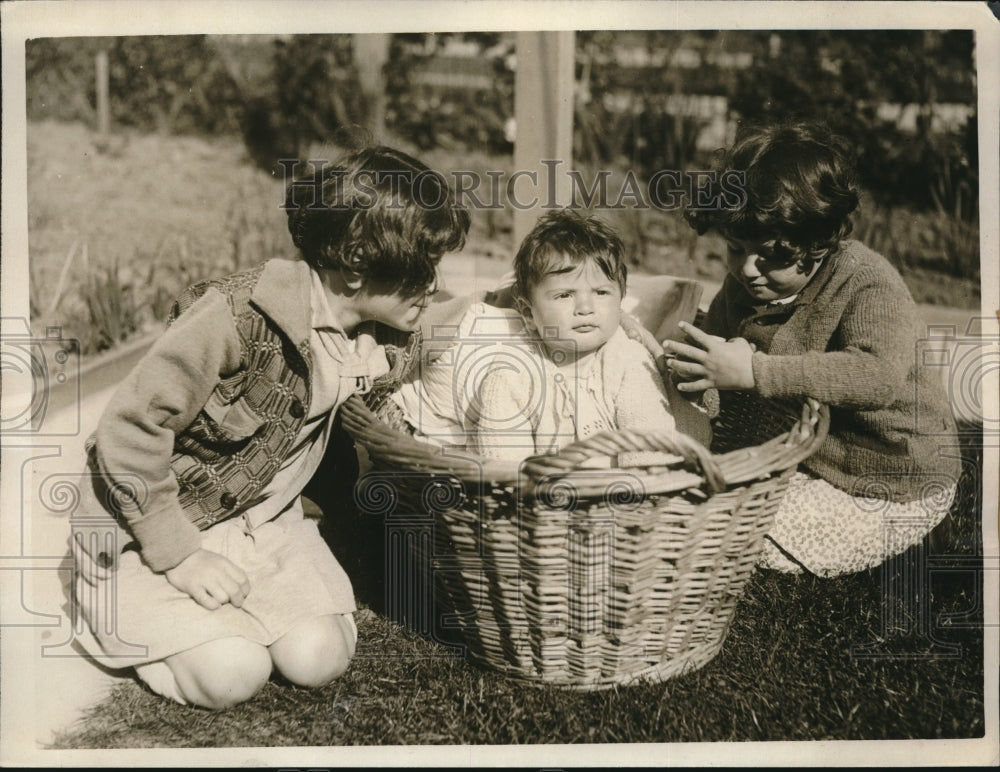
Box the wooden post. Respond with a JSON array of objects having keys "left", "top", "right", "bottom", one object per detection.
[
  {"left": 95, "top": 49, "right": 110, "bottom": 137},
  {"left": 512, "top": 31, "right": 575, "bottom": 250},
  {"left": 354, "top": 34, "right": 391, "bottom": 140}
]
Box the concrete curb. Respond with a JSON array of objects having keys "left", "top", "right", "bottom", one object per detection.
[{"left": 47, "top": 330, "right": 162, "bottom": 418}]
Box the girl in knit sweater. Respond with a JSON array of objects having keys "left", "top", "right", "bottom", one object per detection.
[
  {"left": 666, "top": 122, "right": 960, "bottom": 577},
  {"left": 472, "top": 210, "right": 677, "bottom": 461}
]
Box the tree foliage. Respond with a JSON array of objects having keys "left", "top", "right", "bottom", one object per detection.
[
  {"left": 27, "top": 31, "right": 977, "bottom": 215},
  {"left": 27, "top": 36, "right": 244, "bottom": 135},
  {"left": 725, "top": 30, "right": 977, "bottom": 213},
  {"left": 384, "top": 33, "right": 514, "bottom": 155}
]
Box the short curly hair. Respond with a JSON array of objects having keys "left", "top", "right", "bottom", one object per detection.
[
  {"left": 685, "top": 122, "right": 860, "bottom": 262},
  {"left": 514, "top": 209, "right": 627, "bottom": 302},
  {"left": 284, "top": 145, "right": 470, "bottom": 296}
]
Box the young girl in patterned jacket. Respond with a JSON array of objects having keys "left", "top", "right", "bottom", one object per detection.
[
  {"left": 666, "top": 121, "right": 960, "bottom": 577},
  {"left": 72, "top": 146, "right": 469, "bottom": 708}
]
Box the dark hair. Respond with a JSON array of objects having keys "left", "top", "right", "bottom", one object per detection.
[
  {"left": 685, "top": 122, "right": 860, "bottom": 262},
  {"left": 514, "top": 209, "right": 627, "bottom": 301},
  {"left": 284, "top": 145, "right": 470, "bottom": 296}
]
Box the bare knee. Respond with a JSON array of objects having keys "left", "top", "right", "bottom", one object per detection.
[
  {"left": 167, "top": 637, "right": 272, "bottom": 709},
  {"left": 270, "top": 614, "right": 354, "bottom": 688}
]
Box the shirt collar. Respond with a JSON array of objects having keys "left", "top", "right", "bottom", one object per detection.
[
  {"left": 250, "top": 258, "right": 313, "bottom": 345},
  {"left": 309, "top": 266, "right": 344, "bottom": 333}
]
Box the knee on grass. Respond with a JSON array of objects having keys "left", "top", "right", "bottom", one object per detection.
[
  {"left": 269, "top": 614, "right": 356, "bottom": 688},
  {"left": 165, "top": 637, "right": 272, "bottom": 710}
]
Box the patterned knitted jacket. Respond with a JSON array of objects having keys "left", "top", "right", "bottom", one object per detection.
[
  {"left": 80, "top": 257, "right": 417, "bottom": 572},
  {"left": 702, "top": 239, "right": 960, "bottom": 502}
]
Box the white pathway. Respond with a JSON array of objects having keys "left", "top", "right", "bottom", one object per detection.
[{"left": 2, "top": 254, "right": 990, "bottom": 754}]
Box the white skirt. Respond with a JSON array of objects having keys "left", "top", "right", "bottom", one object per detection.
[{"left": 73, "top": 497, "right": 355, "bottom": 668}]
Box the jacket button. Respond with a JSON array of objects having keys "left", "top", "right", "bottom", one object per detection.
[
  {"left": 220, "top": 492, "right": 239, "bottom": 510},
  {"left": 97, "top": 551, "right": 114, "bottom": 569},
  {"left": 289, "top": 398, "right": 305, "bottom": 419}
]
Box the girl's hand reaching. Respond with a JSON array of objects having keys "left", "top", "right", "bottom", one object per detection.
[
  {"left": 165, "top": 549, "right": 251, "bottom": 610},
  {"left": 663, "top": 321, "right": 756, "bottom": 392},
  {"left": 619, "top": 311, "right": 663, "bottom": 358}
]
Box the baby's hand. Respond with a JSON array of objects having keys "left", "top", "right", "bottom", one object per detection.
[
  {"left": 663, "top": 322, "right": 756, "bottom": 392},
  {"left": 165, "top": 549, "right": 250, "bottom": 610}
]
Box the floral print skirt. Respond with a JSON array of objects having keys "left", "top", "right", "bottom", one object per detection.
[{"left": 760, "top": 470, "right": 956, "bottom": 577}]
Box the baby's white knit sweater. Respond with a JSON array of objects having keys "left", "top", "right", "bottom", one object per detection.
[
  {"left": 390, "top": 302, "right": 678, "bottom": 460},
  {"left": 472, "top": 326, "right": 677, "bottom": 461}
]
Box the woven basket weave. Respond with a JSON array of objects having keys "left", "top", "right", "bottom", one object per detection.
[{"left": 341, "top": 392, "right": 829, "bottom": 689}]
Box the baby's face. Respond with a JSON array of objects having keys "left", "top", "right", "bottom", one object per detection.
[{"left": 524, "top": 257, "right": 622, "bottom": 361}]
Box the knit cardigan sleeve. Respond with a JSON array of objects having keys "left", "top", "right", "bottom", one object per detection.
[
  {"left": 472, "top": 366, "right": 537, "bottom": 462},
  {"left": 92, "top": 288, "right": 244, "bottom": 571},
  {"left": 751, "top": 267, "right": 915, "bottom": 409},
  {"left": 612, "top": 336, "right": 677, "bottom": 435}
]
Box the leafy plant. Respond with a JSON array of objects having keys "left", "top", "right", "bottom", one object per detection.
[
  {"left": 224, "top": 189, "right": 285, "bottom": 274},
  {"left": 727, "top": 30, "right": 976, "bottom": 215},
  {"left": 926, "top": 210, "right": 980, "bottom": 281},
  {"left": 80, "top": 260, "right": 141, "bottom": 353},
  {"left": 26, "top": 36, "right": 245, "bottom": 136},
  {"left": 384, "top": 34, "right": 514, "bottom": 155},
  {"left": 852, "top": 202, "right": 906, "bottom": 271},
  {"left": 928, "top": 144, "right": 980, "bottom": 279}
]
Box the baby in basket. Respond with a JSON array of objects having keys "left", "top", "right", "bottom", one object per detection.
[{"left": 390, "top": 209, "right": 681, "bottom": 463}]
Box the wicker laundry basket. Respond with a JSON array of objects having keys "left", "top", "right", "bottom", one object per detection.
[{"left": 341, "top": 392, "right": 828, "bottom": 690}]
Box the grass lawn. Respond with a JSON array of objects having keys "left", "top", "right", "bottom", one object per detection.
[
  {"left": 49, "top": 433, "right": 986, "bottom": 748},
  {"left": 48, "top": 561, "right": 986, "bottom": 747}
]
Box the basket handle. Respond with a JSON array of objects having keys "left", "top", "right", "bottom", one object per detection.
[{"left": 520, "top": 427, "right": 726, "bottom": 495}]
